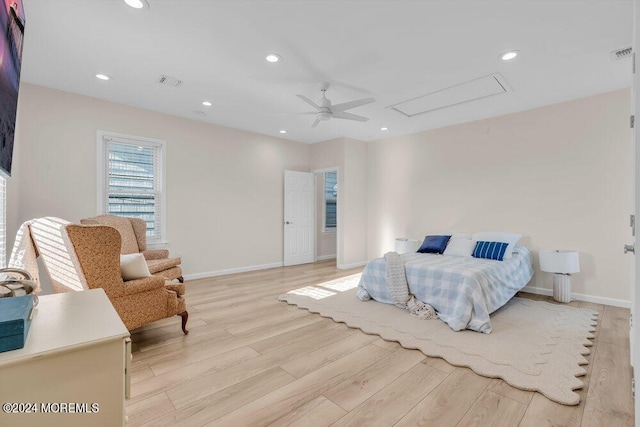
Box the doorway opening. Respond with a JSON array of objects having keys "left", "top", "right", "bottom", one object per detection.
[{"left": 314, "top": 168, "right": 338, "bottom": 263}]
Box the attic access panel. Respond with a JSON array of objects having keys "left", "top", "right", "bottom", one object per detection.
[{"left": 388, "top": 74, "right": 510, "bottom": 117}]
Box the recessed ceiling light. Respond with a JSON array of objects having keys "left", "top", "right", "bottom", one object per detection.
[
  {"left": 265, "top": 54, "right": 281, "bottom": 63},
  {"left": 279, "top": 130, "right": 287, "bottom": 134},
  {"left": 380, "top": 127, "right": 388, "bottom": 131},
  {"left": 202, "top": 101, "right": 212, "bottom": 107},
  {"left": 500, "top": 51, "right": 519, "bottom": 61},
  {"left": 124, "top": 0, "right": 149, "bottom": 9},
  {"left": 95, "top": 74, "right": 110, "bottom": 81}
]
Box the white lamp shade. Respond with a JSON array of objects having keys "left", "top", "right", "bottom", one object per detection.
[
  {"left": 395, "top": 238, "right": 418, "bottom": 254},
  {"left": 539, "top": 250, "right": 580, "bottom": 274}
]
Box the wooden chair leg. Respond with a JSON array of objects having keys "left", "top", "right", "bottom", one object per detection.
[
  {"left": 177, "top": 276, "right": 184, "bottom": 283},
  {"left": 178, "top": 311, "right": 189, "bottom": 335}
]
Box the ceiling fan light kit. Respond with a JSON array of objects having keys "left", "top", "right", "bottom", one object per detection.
[
  {"left": 295, "top": 82, "right": 375, "bottom": 128},
  {"left": 124, "top": 0, "right": 149, "bottom": 9}
]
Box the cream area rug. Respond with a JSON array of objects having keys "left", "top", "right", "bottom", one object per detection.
[{"left": 278, "top": 274, "right": 598, "bottom": 406}]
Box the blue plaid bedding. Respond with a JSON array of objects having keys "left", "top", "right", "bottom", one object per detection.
[{"left": 357, "top": 246, "right": 534, "bottom": 333}]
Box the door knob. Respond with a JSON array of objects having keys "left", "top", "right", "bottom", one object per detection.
[
  {"left": 285, "top": 221, "right": 292, "bottom": 225},
  {"left": 624, "top": 244, "right": 635, "bottom": 254}
]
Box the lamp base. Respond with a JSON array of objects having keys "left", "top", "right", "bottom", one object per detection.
[{"left": 552, "top": 274, "right": 572, "bottom": 303}]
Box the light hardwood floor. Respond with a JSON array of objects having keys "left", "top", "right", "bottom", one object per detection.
[{"left": 125, "top": 260, "right": 634, "bottom": 426}]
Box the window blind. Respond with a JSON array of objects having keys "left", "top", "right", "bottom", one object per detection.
[
  {"left": 324, "top": 171, "right": 337, "bottom": 229},
  {"left": 104, "top": 137, "right": 163, "bottom": 242}
]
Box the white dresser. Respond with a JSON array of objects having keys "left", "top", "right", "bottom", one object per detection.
[{"left": 0, "top": 289, "right": 131, "bottom": 427}]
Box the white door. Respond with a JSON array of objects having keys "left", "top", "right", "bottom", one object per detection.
[{"left": 284, "top": 171, "right": 315, "bottom": 266}]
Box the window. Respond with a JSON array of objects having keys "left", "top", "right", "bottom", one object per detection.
[
  {"left": 324, "top": 171, "right": 337, "bottom": 231},
  {"left": 98, "top": 132, "right": 166, "bottom": 244}
]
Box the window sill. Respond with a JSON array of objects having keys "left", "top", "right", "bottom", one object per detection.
[{"left": 323, "top": 229, "right": 337, "bottom": 234}]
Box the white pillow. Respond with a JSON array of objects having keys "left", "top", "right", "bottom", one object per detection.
[
  {"left": 120, "top": 253, "right": 152, "bottom": 281},
  {"left": 443, "top": 237, "right": 476, "bottom": 257},
  {"left": 472, "top": 232, "right": 522, "bottom": 260},
  {"left": 451, "top": 233, "right": 472, "bottom": 240}
]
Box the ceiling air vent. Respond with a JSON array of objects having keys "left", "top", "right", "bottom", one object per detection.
[
  {"left": 611, "top": 46, "right": 632, "bottom": 61},
  {"left": 157, "top": 75, "right": 183, "bottom": 87}
]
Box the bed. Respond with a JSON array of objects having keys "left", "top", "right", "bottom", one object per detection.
[{"left": 356, "top": 246, "right": 534, "bottom": 333}]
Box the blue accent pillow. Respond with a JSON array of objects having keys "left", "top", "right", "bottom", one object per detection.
[
  {"left": 472, "top": 241, "right": 509, "bottom": 261},
  {"left": 417, "top": 235, "right": 451, "bottom": 254}
]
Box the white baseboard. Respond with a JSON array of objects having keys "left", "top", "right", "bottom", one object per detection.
[
  {"left": 337, "top": 261, "right": 367, "bottom": 270},
  {"left": 521, "top": 285, "right": 631, "bottom": 309},
  {"left": 184, "top": 262, "right": 284, "bottom": 280},
  {"left": 316, "top": 254, "right": 337, "bottom": 261}
]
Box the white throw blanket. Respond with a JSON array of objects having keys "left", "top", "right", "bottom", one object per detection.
[
  {"left": 8, "top": 220, "right": 41, "bottom": 293},
  {"left": 383, "top": 252, "right": 436, "bottom": 320}
]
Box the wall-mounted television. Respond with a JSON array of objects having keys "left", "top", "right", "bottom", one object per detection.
[{"left": 0, "top": 1, "right": 24, "bottom": 177}]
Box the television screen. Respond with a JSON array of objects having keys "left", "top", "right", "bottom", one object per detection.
[{"left": 0, "top": 0, "right": 24, "bottom": 177}]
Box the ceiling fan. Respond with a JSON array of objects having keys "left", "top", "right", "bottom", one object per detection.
[{"left": 296, "top": 82, "right": 375, "bottom": 128}]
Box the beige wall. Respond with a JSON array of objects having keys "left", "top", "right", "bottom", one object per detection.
[
  {"left": 10, "top": 83, "right": 310, "bottom": 276},
  {"left": 310, "top": 137, "right": 369, "bottom": 268},
  {"left": 342, "top": 138, "right": 368, "bottom": 267},
  {"left": 367, "top": 89, "right": 632, "bottom": 302}
]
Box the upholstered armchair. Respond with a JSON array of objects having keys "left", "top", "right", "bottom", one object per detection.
[
  {"left": 80, "top": 215, "right": 183, "bottom": 283},
  {"left": 26, "top": 217, "right": 188, "bottom": 333}
]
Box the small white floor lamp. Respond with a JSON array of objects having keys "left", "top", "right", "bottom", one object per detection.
[{"left": 539, "top": 249, "right": 580, "bottom": 303}]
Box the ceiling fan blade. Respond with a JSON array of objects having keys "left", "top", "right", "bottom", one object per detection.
[
  {"left": 311, "top": 117, "right": 321, "bottom": 128},
  {"left": 331, "top": 98, "right": 375, "bottom": 112},
  {"left": 331, "top": 111, "right": 369, "bottom": 122},
  {"left": 297, "top": 94, "right": 322, "bottom": 111}
]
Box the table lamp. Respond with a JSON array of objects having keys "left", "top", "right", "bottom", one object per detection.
[
  {"left": 395, "top": 238, "right": 418, "bottom": 254},
  {"left": 539, "top": 249, "right": 580, "bottom": 303}
]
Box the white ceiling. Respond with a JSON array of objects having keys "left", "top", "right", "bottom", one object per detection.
[{"left": 20, "top": 0, "right": 633, "bottom": 144}]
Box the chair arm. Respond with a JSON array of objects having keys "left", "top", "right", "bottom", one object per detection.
[
  {"left": 164, "top": 282, "right": 185, "bottom": 296},
  {"left": 123, "top": 275, "right": 166, "bottom": 296},
  {"left": 143, "top": 249, "right": 170, "bottom": 260}
]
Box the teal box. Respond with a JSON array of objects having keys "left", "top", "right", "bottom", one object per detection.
[{"left": 0, "top": 295, "right": 34, "bottom": 353}]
